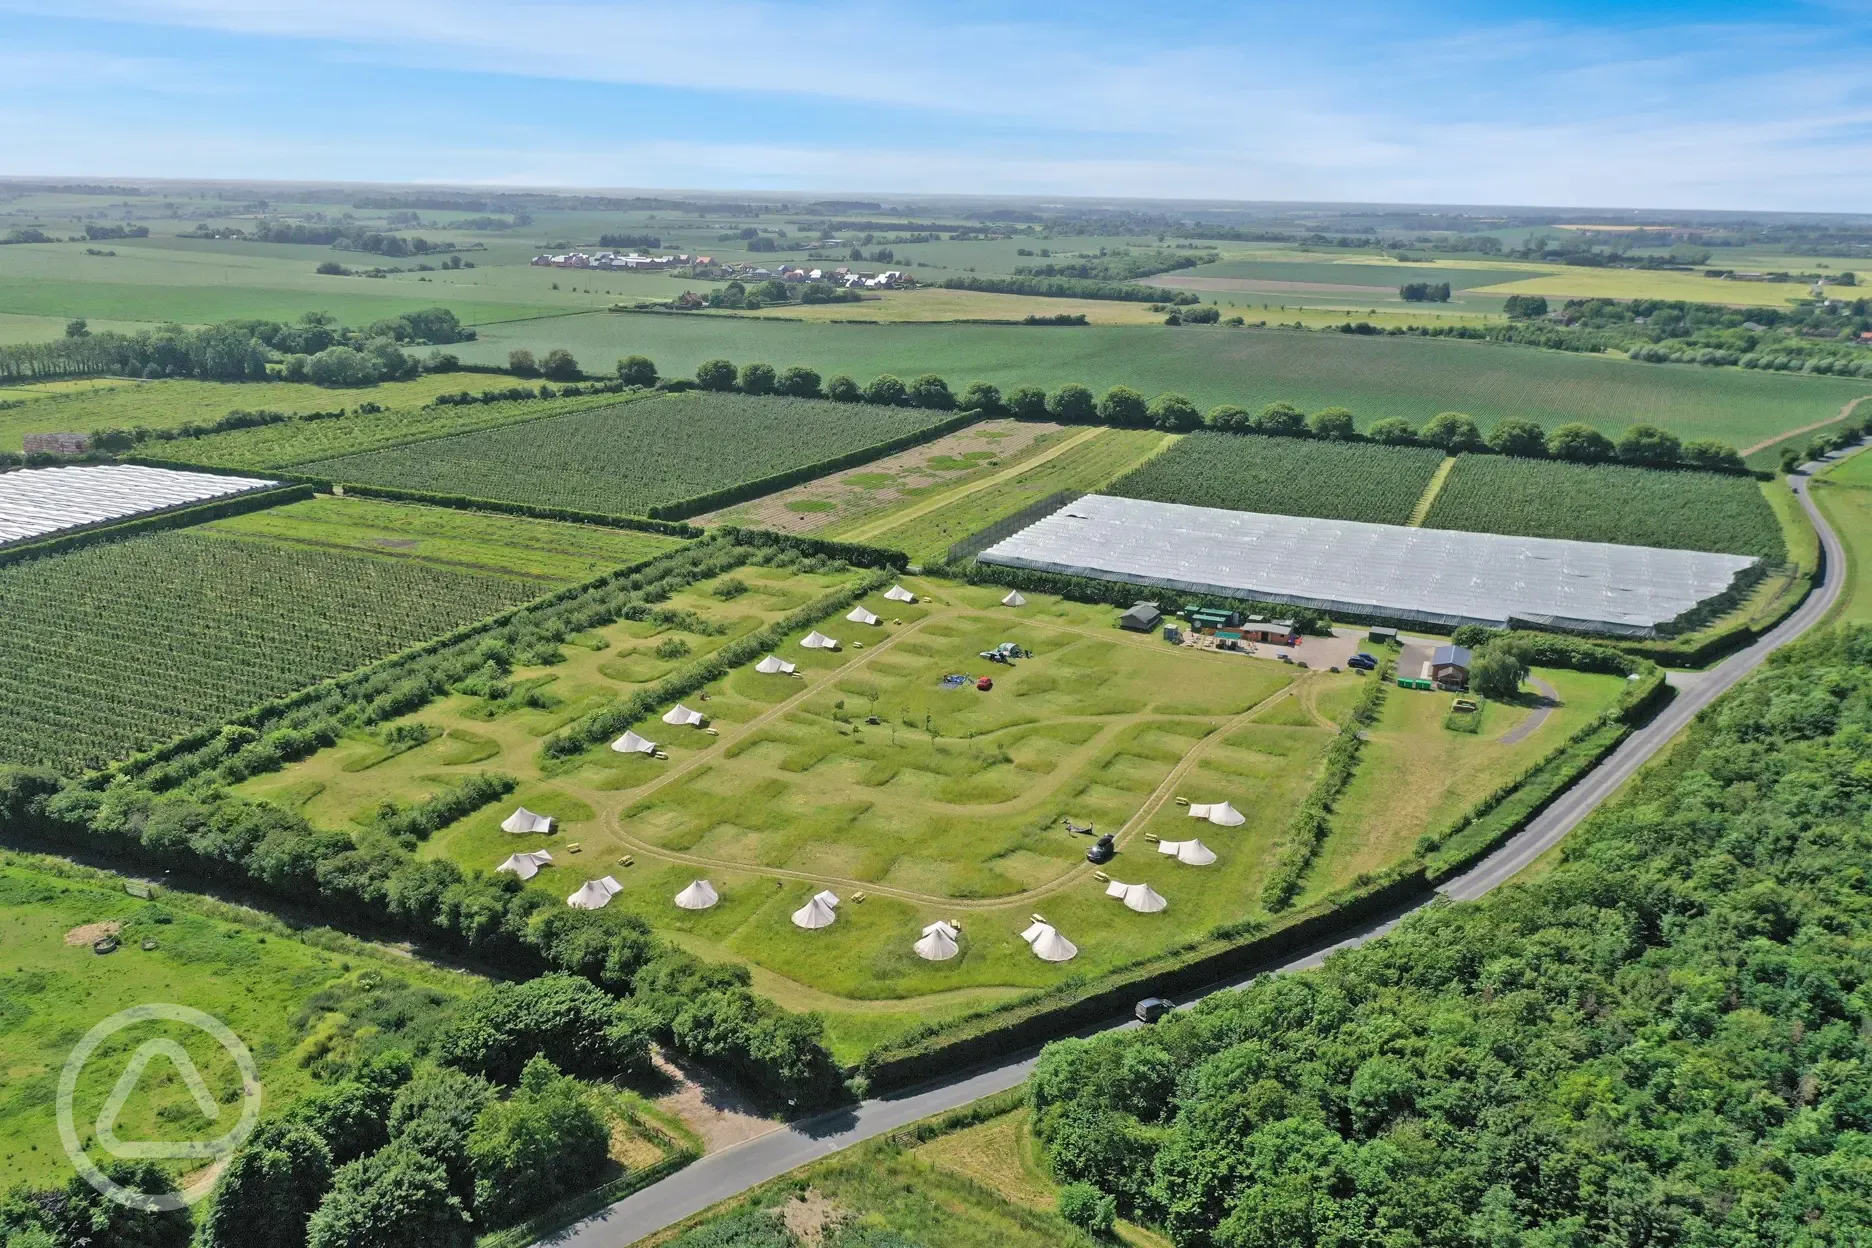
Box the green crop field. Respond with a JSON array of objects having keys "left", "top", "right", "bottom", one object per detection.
[
  {"left": 447, "top": 313, "right": 1870, "bottom": 449},
  {"left": 1422, "top": 455, "right": 1786, "bottom": 558},
  {"left": 0, "top": 856, "right": 471, "bottom": 1189},
  {"left": 0, "top": 374, "right": 508, "bottom": 453},
  {"left": 295, "top": 392, "right": 959, "bottom": 518},
  {"left": 825, "top": 426, "right": 1176, "bottom": 561},
  {"left": 1162, "top": 259, "right": 1537, "bottom": 289},
  {"left": 1106, "top": 431, "right": 1445, "bottom": 525},
  {"left": 160, "top": 389, "right": 645, "bottom": 469},
  {"left": 197, "top": 494, "right": 686, "bottom": 583},
  {"left": 0, "top": 527, "right": 546, "bottom": 771}
]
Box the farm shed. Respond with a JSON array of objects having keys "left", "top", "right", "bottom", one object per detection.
[
  {"left": 0, "top": 464, "right": 278, "bottom": 548},
  {"left": 978, "top": 495, "right": 1758, "bottom": 639},
  {"left": 1186, "top": 606, "right": 1238, "bottom": 632},
  {"left": 1119, "top": 601, "right": 1163, "bottom": 632},
  {"left": 1243, "top": 619, "right": 1299, "bottom": 645},
  {"left": 1368, "top": 626, "right": 1399, "bottom": 644},
  {"left": 1430, "top": 645, "right": 1472, "bottom": 690}
]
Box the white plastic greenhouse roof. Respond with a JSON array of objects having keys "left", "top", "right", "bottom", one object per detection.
[
  {"left": 978, "top": 495, "right": 1760, "bottom": 638},
  {"left": 0, "top": 465, "right": 277, "bottom": 548}
]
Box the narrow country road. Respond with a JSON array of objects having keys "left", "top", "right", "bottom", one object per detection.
[{"left": 563, "top": 458, "right": 1852, "bottom": 1248}]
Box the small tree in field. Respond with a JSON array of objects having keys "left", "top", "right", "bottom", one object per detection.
[
  {"left": 695, "top": 359, "right": 738, "bottom": 391},
  {"left": 616, "top": 355, "right": 657, "bottom": 387},
  {"left": 777, "top": 365, "right": 821, "bottom": 398},
  {"left": 825, "top": 374, "right": 860, "bottom": 402},
  {"left": 1149, "top": 392, "right": 1202, "bottom": 431},
  {"left": 1471, "top": 644, "right": 1527, "bottom": 700},
  {"left": 507, "top": 349, "right": 537, "bottom": 377},
  {"left": 863, "top": 374, "right": 908, "bottom": 406},
  {"left": 1007, "top": 385, "right": 1048, "bottom": 420},
  {"left": 1307, "top": 407, "right": 1356, "bottom": 440},
  {"left": 960, "top": 381, "right": 1002, "bottom": 414},
  {"left": 541, "top": 348, "right": 579, "bottom": 381},
  {"left": 1097, "top": 385, "right": 1149, "bottom": 427},
  {"left": 1047, "top": 384, "right": 1096, "bottom": 423},
  {"left": 738, "top": 362, "right": 776, "bottom": 395},
  {"left": 1058, "top": 1183, "right": 1116, "bottom": 1236}
]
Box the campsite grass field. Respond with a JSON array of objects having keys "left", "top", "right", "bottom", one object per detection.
[
  {"left": 294, "top": 392, "right": 960, "bottom": 518},
  {"left": 198, "top": 494, "right": 687, "bottom": 583},
  {"left": 0, "top": 525, "right": 546, "bottom": 771},
  {"left": 447, "top": 313, "right": 1872, "bottom": 449},
  {"left": 1813, "top": 450, "right": 1872, "bottom": 627},
  {"left": 1422, "top": 455, "right": 1787, "bottom": 558},
  {"left": 240, "top": 564, "right": 1469, "bottom": 1060},
  {"left": 0, "top": 855, "right": 472, "bottom": 1190},
  {"left": 1106, "top": 431, "right": 1446, "bottom": 526},
  {"left": 821, "top": 426, "right": 1175, "bottom": 561}
]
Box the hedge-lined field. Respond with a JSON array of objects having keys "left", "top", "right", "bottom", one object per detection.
[
  {"left": 1424, "top": 455, "right": 1786, "bottom": 558},
  {"left": 1104, "top": 430, "right": 1444, "bottom": 525},
  {"left": 295, "top": 391, "right": 959, "bottom": 518},
  {"left": 0, "top": 530, "right": 542, "bottom": 771}
]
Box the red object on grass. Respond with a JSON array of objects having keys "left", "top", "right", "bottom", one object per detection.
[{"left": 977, "top": 676, "right": 993, "bottom": 691}]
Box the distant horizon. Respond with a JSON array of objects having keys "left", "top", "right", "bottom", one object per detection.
[
  {"left": 4, "top": 176, "right": 1869, "bottom": 226},
  {"left": 0, "top": 1, "right": 1867, "bottom": 212}
]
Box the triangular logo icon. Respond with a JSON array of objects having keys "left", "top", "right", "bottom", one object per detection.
[{"left": 94, "top": 1039, "right": 228, "bottom": 1160}]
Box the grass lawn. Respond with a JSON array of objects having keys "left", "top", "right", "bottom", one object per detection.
[
  {"left": 1814, "top": 450, "right": 1872, "bottom": 626},
  {"left": 448, "top": 314, "right": 1871, "bottom": 449},
  {"left": 0, "top": 855, "right": 473, "bottom": 1190},
  {"left": 197, "top": 494, "right": 687, "bottom": 584},
  {"left": 239, "top": 566, "right": 1384, "bottom": 1060},
  {"left": 827, "top": 427, "right": 1174, "bottom": 561},
  {"left": 1319, "top": 669, "right": 1630, "bottom": 893}
]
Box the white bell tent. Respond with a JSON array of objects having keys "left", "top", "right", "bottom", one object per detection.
[
  {"left": 791, "top": 894, "right": 838, "bottom": 929},
  {"left": 1020, "top": 919, "right": 1078, "bottom": 962},
  {"left": 662, "top": 704, "right": 706, "bottom": 727},
  {"left": 566, "top": 876, "right": 623, "bottom": 910},
  {"left": 611, "top": 730, "right": 657, "bottom": 755},
  {"left": 674, "top": 879, "right": 719, "bottom": 910},
  {"left": 1157, "top": 839, "right": 1218, "bottom": 866},
  {"left": 914, "top": 920, "right": 959, "bottom": 961},
  {"left": 883, "top": 585, "right": 917, "bottom": 603},
  {"left": 800, "top": 631, "right": 840, "bottom": 650},
  {"left": 1104, "top": 879, "right": 1169, "bottom": 913},
  {"left": 755, "top": 654, "right": 797, "bottom": 675},
  {"left": 846, "top": 605, "right": 881, "bottom": 626},
  {"left": 496, "top": 850, "right": 553, "bottom": 881},
  {"left": 1001, "top": 590, "right": 1027, "bottom": 607},
  {"left": 501, "top": 807, "right": 554, "bottom": 835},
  {"left": 1188, "top": 802, "right": 1246, "bottom": 827}
]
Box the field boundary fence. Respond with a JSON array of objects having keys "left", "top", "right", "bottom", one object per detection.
[{"left": 946, "top": 490, "right": 1080, "bottom": 564}]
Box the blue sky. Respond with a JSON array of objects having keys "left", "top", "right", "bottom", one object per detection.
[{"left": 0, "top": 0, "right": 1867, "bottom": 211}]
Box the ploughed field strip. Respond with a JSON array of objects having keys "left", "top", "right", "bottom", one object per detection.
[
  {"left": 0, "top": 528, "right": 543, "bottom": 771},
  {"left": 293, "top": 391, "right": 960, "bottom": 517},
  {"left": 1105, "top": 432, "right": 1445, "bottom": 527},
  {"left": 0, "top": 462, "right": 277, "bottom": 546},
  {"left": 980, "top": 495, "right": 1758, "bottom": 637}
]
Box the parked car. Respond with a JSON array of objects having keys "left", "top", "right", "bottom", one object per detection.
[
  {"left": 1086, "top": 833, "right": 1115, "bottom": 864},
  {"left": 1135, "top": 997, "right": 1175, "bottom": 1024},
  {"left": 1347, "top": 652, "right": 1378, "bottom": 670}
]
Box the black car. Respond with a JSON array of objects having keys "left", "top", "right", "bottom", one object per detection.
[
  {"left": 1135, "top": 997, "right": 1174, "bottom": 1024},
  {"left": 1347, "top": 652, "right": 1378, "bottom": 670},
  {"left": 1086, "top": 834, "right": 1115, "bottom": 864}
]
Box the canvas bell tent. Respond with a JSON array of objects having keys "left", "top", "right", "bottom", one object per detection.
[
  {"left": 496, "top": 850, "right": 554, "bottom": 881},
  {"left": 883, "top": 585, "right": 917, "bottom": 603},
  {"left": 674, "top": 879, "right": 719, "bottom": 910},
  {"left": 611, "top": 730, "right": 657, "bottom": 755},
  {"left": 792, "top": 894, "right": 838, "bottom": 929},
  {"left": 567, "top": 876, "right": 623, "bottom": 910},
  {"left": 662, "top": 703, "right": 706, "bottom": 727},
  {"left": 1158, "top": 838, "right": 1218, "bottom": 866},
  {"left": 755, "top": 654, "right": 797, "bottom": 675},
  {"left": 1001, "top": 590, "right": 1026, "bottom": 607},
  {"left": 914, "top": 920, "right": 960, "bottom": 961},
  {"left": 846, "top": 605, "right": 881, "bottom": 626},
  {"left": 1188, "top": 801, "right": 1245, "bottom": 827},
  {"left": 1104, "top": 880, "right": 1169, "bottom": 913},
  {"left": 1021, "top": 919, "right": 1078, "bottom": 962},
  {"left": 501, "top": 807, "right": 554, "bottom": 835},
  {"left": 801, "top": 631, "right": 840, "bottom": 650}
]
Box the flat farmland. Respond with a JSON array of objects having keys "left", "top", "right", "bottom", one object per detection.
[
  {"left": 1422, "top": 455, "right": 1787, "bottom": 558},
  {"left": 733, "top": 286, "right": 1171, "bottom": 325},
  {"left": 1153, "top": 258, "right": 1537, "bottom": 290},
  {"left": 0, "top": 525, "right": 546, "bottom": 771},
  {"left": 449, "top": 313, "right": 1872, "bottom": 448},
  {"left": 1474, "top": 266, "right": 1815, "bottom": 306},
  {"left": 197, "top": 494, "right": 686, "bottom": 583},
  {"left": 295, "top": 391, "right": 960, "bottom": 518},
  {"left": 1107, "top": 431, "right": 1446, "bottom": 525}
]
